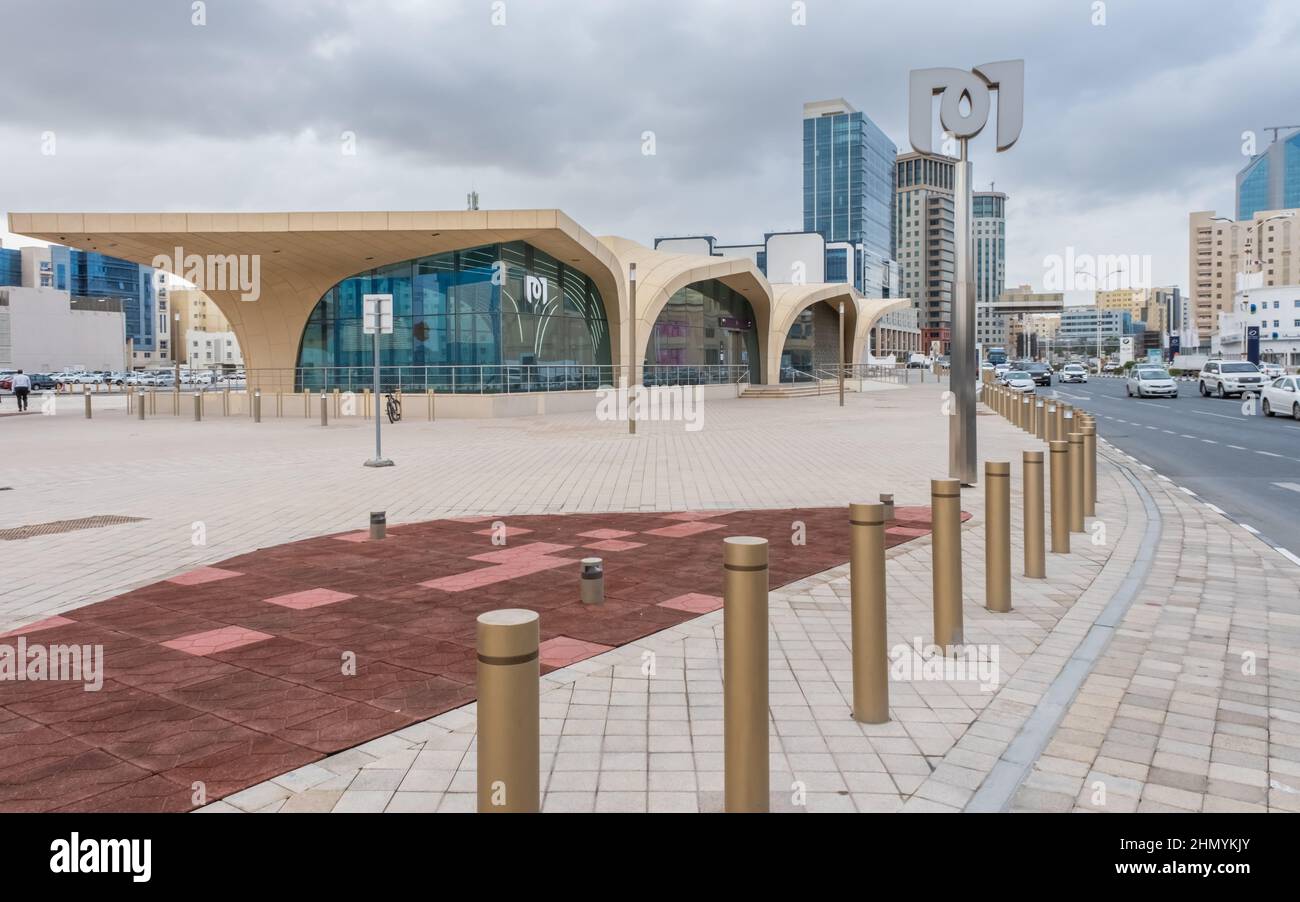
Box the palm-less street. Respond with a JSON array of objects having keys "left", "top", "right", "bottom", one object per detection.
[{"left": 1043, "top": 373, "right": 1300, "bottom": 562}]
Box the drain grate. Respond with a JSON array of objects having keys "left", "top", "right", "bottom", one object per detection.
[{"left": 0, "top": 514, "right": 147, "bottom": 541}]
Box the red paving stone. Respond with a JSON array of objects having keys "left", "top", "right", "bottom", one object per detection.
[{"left": 0, "top": 505, "right": 957, "bottom": 812}]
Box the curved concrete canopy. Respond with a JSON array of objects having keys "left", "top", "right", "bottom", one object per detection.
[
  {"left": 7, "top": 210, "right": 628, "bottom": 375},
  {"left": 599, "top": 236, "right": 774, "bottom": 383},
  {"left": 767, "top": 283, "right": 861, "bottom": 379},
  {"left": 853, "top": 297, "right": 914, "bottom": 364}
]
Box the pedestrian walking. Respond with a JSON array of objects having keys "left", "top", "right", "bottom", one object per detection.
[{"left": 11, "top": 370, "right": 31, "bottom": 412}]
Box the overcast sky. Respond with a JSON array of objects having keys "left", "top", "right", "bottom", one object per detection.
[{"left": 1, "top": 0, "right": 1294, "bottom": 299}]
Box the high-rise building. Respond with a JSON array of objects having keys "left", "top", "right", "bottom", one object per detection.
[
  {"left": 895, "top": 150, "right": 956, "bottom": 352},
  {"left": 1188, "top": 208, "right": 1300, "bottom": 340},
  {"left": 802, "top": 99, "right": 897, "bottom": 297},
  {"left": 973, "top": 190, "right": 1007, "bottom": 353},
  {"left": 1237, "top": 129, "right": 1300, "bottom": 221}
]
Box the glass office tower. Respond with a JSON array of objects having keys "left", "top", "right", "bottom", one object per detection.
[{"left": 1237, "top": 129, "right": 1300, "bottom": 221}]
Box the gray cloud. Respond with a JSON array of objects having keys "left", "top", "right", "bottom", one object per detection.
[{"left": 1, "top": 0, "right": 1294, "bottom": 291}]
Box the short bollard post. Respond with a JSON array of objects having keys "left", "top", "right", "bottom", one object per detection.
[
  {"left": 83, "top": 387, "right": 92, "bottom": 419},
  {"left": 193, "top": 392, "right": 202, "bottom": 422},
  {"left": 1022, "top": 395, "right": 1032, "bottom": 431},
  {"left": 985, "top": 461, "right": 1011, "bottom": 613},
  {"left": 879, "top": 493, "right": 894, "bottom": 521},
  {"left": 138, "top": 390, "right": 146, "bottom": 420},
  {"left": 320, "top": 391, "right": 328, "bottom": 427},
  {"left": 1049, "top": 440, "right": 1071, "bottom": 553},
  {"left": 1068, "top": 430, "right": 1085, "bottom": 533},
  {"left": 931, "top": 478, "right": 963, "bottom": 650},
  {"left": 476, "top": 609, "right": 540, "bottom": 813},
  {"left": 724, "top": 536, "right": 769, "bottom": 813},
  {"left": 369, "top": 511, "right": 386, "bottom": 540},
  {"left": 849, "top": 503, "right": 889, "bottom": 724},
  {"left": 1083, "top": 423, "right": 1097, "bottom": 518},
  {"left": 253, "top": 389, "right": 262, "bottom": 423},
  {"left": 579, "top": 558, "right": 604, "bottom": 605},
  {"left": 1023, "top": 451, "right": 1046, "bottom": 578},
  {"left": 1035, "top": 398, "right": 1046, "bottom": 440},
  {"left": 1054, "top": 402, "right": 1068, "bottom": 445}
]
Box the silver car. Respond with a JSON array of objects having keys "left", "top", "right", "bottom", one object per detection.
[{"left": 1127, "top": 368, "right": 1178, "bottom": 398}]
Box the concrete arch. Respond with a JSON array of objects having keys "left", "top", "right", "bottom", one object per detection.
[
  {"left": 598, "top": 236, "right": 774, "bottom": 384},
  {"left": 766, "top": 283, "right": 861, "bottom": 382},
  {"left": 853, "top": 298, "right": 914, "bottom": 366},
  {"left": 10, "top": 211, "right": 628, "bottom": 383}
]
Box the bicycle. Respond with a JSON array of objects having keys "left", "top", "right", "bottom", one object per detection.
[{"left": 385, "top": 391, "right": 402, "bottom": 424}]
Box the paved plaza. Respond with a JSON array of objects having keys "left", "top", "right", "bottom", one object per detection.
[{"left": 2, "top": 381, "right": 1298, "bottom": 812}]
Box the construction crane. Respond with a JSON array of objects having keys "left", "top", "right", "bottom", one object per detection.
[{"left": 1264, "top": 125, "right": 1300, "bottom": 143}]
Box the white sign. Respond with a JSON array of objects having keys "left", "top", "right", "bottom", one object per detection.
[{"left": 363, "top": 294, "right": 393, "bottom": 334}]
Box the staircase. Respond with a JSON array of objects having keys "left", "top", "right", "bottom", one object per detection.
[{"left": 740, "top": 380, "right": 838, "bottom": 399}]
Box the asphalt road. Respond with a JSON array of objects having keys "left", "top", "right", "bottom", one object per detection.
[{"left": 1041, "top": 374, "right": 1300, "bottom": 564}]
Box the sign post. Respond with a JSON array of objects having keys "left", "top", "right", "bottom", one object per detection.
[
  {"left": 909, "top": 60, "right": 1024, "bottom": 486},
  {"left": 363, "top": 294, "right": 394, "bottom": 468}
]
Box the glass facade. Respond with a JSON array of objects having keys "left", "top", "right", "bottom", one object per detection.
[
  {"left": 72, "top": 251, "right": 156, "bottom": 351},
  {"left": 297, "top": 241, "right": 612, "bottom": 392},
  {"left": 1238, "top": 156, "right": 1270, "bottom": 221},
  {"left": 0, "top": 249, "right": 20, "bottom": 287},
  {"left": 1286, "top": 132, "right": 1300, "bottom": 209},
  {"left": 643, "top": 279, "right": 759, "bottom": 383},
  {"left": 1239, "top": 131, "right": 1300, "bottom": 219},
  {"left": 803, "top": 108, "right": 896, "bottom": 261}
]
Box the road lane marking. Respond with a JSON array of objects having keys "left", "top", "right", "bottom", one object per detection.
[
  {"left": 1192, "top": 410, "right": 1246, "bottom": 422},
  {"left": 1163, "top": 429, "right": 1176, "bottom": 434},
  {"left": 1202, "top": 439, "right": 1217, "bottom": 444},
  {"left": 1228, "top": 445, "right": 1247, "bottom": 450},
  {"left": 1258, "top": 450, "right": 1283, "bottom": 458},
  {"left": 1273, "top": 482, "right": 1300, "bottom": 494},
  {"left": 1205, "top": 503, "right": 1226, "bottom": 515}
]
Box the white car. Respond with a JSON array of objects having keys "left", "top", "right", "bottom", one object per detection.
[
  {"left": 1259, "top": 362, "right": 1284, "bottom": 379},
  {"left": 1059, "top": 363, "right": 1088, "bottom": 384},
  {"left": 1126, "top": 368, "right": 1178, "bottom": 398},
  {"left": 1261, "top": 375, "right": 1300, "bottom": 420},
  {"left": 1002, "top": 370, "right": 1036, "bottom": 393}
]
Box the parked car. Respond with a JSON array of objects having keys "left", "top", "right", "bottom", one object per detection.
[
  {"left": 1261, "top": 376, "right": 1300, "bottom": 420},
  {"left": 1199, "top": 360, "right": 1265, "bottom": 398},
  {"left": 1024, "top": 362, "right": 1052, "bottom": 386},
  {"left": 1059, "top": 363, "right": 1088, "bottom": 384},
  {"left": 1003, "top": 370, "right": 1037, "bottom": 393},
  {"left": 29, "top": 373, "right": 57, "bottom": 390},
  {"left": 1126, "top": 368, "right": 1178, "bottom": 398},
  {"left": 1259, "top": 362, "right": 1284, "bottom": 379}
]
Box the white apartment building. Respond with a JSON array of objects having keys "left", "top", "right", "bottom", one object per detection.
[
  {"left": 1213, "top": 281, "right": 1300, "bottom": 367},
  {"left": 1189, "top": 208, "right": 1299, "bottom": 339},
  {"left": 0, "top": 287, "right": 127, "bottom": 372}
]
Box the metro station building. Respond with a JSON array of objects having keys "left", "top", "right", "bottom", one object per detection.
[{"left": 9, "top": 210, "right": 910, "bottom": 412}]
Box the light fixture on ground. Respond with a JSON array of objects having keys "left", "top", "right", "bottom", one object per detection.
[{"left": 362, "top": 293, "right": 394, "bottom": 468}]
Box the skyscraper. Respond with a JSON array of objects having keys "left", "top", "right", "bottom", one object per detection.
[
  {"left": 1237, "top": 129, "right": 1300, "bottom": 221},
  {"left": 802, "top": 99, "right": 897, "bottom": 296},
  {"left": 973, "top": 189, "right": 1007, "bottom": 353},
  {"left": 895, "top": 150, "right": 956, "bottom": 353}
]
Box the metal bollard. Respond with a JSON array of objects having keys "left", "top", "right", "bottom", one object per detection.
[
  {"left": 428, "top": 388, "right": 435, "bottom": 422},
  {"left": 1049, "top": 440, "right": 1071, "bottom": 553},
  {"left": 1068, "top": 430, "right": 1085, "bottom": 534},
  {"left": 1083, "top": 423, "right": 1097, "bottom": 518},
  {"left": 253, "top": 389, "right": 262, "bottom": 423},
  {"left": 985, "top": 461, "right": 1011, "bottom": 613},
  {"left": 1022, "top": 395, "right": 1033, "bottom": 431},
  {"left": 1023, "top": 450, "right": 1046, "bottom": 578},
  {"left": 370, "top": 511, "right": 386, "bottom": 540},
  {"left": 320, "top": 391, "right": 328, "bottom": 427},
  {"left": 724, "top": 536, "right": 769, "bottom": 813},
  {"left": 193, "top": 391, "right": 202, "bottom": 422},
  {"left": 579, "top": 557, "right": 604, "bottom": 605},
  {"left": 1035, "top": 399, "right": 1046, "bottom": 440},
  {"left": 930, "top": 478, "right": 964, "bottom": 651},
  {"left": 849, "top": 502, "right": 889, "bottom": 724},
  {"left": 476, "top": 609, "right": 540, "bottom": 813},
  {"left": 1054, "top": 402, "right": 1068, "bottom": 445},
  {"left": 879, "top": 493, "right": 895, "bottom": 521},
  {"left": 83, "top": 387, "right": 92, "bottom": 419}
]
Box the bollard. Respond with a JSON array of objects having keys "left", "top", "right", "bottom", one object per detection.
[
  {"left": 879, "top": 493, "right": 894, "bottom": 521},
  {"left": 83, "top": 387, "right": 92, "bottom": 419},
  {"left": 428, "top": 388, "right": 435, "bottom": 422},
  {"left": 137, "top": 390, "right": 146, "bottom": 420},
  {"left": 930, "top": 478, "right": 964, "bottom": 651},
  {"left": 253, "top": 389, "right": 262, "bottom": 423},
  {"left": 333, "top": 388, "right": 340, "bottom": 418},
  {"left": 1083, "top": 423, "right": 1097, "bottom": 518},
  {"left": 476, "top": 609, "right": 540, "bottom": 813},
  {"left": 1023, "top": 451, "right": 1046, "bottom": 578},
  {"left": 1068, "top": 429, "right": 1085, "bottom": 533},
  {"left": 1049, "top": 440, "right": 1071, "bottom": 554},
  {"left": 985, "top": 461, "right": 1011, "bottom": 613},
  {"left": 369, "top": 511, "right": 386, "bottom": 540},
  {"left": 1022, "top": 395, "right": 1033, "bottom": 432},
  {"left": 320, "top": 391, "right": 328, "bottom": 427},
  {"left": 849, "top": 503, "right": 889, "bottom": 724},
  {"left": 1054, "top": 402, "right": 1068, "bottom": 445},
  {"left": 579, "top": 557, "right": 604, "bottom": 605},
  {"left": 1035, "top": 399, "right": 1046, "bottom": 440},
  {"left": 724, "top": 536, "right": 769, "bottom": 813},
  {"left": 193, "top": 391, "right": 202, "bottom": 422}
]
